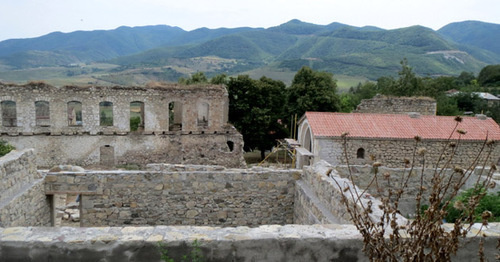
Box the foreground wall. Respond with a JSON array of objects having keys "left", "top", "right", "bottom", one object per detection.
[
  {"left": 0, "top": 149, "right": 51, "bottom": 227},
  {"left": 44, "top": 165, "right": 300, "bottom": 227},
  {"left": 1, "top": 224, "right": 498, "bottom": 262}
]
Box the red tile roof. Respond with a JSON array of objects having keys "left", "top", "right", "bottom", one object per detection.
[{"left": 304, "top": 112, "right": 500, "bottom": 141}]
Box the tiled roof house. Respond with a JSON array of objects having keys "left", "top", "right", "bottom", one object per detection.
[{"left": 296, "top": 112, "right": 500, "bottom": 168}]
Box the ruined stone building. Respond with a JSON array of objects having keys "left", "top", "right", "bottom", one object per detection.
[
  {"left": 353, "top": 95, "right": 437, "bottom": 115},
  {"left": 0, "top": 82, "right": 245, "bottom": 168},
  {"left": 296, "top": 111, "right": 500, "bottom": 168}
]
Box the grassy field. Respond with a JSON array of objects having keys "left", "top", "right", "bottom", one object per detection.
[{"left": 241, "top": 66, "right": 369, "bottom": 90}]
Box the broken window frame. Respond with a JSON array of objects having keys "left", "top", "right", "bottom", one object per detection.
[
  {"left": 67, "top": 101, "right": 83, "bottom": 126},
  {"left": 35, "top": 101, "right": 50, "bottom": 127},
  {"left": 1, "top": 100, "right": 17, "bottom": 127},
  {"left": 99, "top": 101, "right": 113, "bottom": 126}
]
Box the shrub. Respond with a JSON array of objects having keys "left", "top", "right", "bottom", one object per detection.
[
  {"left": 0, "top": 140, "right": 14, "bottom": 157},
  {"left": 130, "top": 116, "right": 141, "bottom": 131},
  {"left": 446, "top": 187, "right": 500, "bottom": 223}
]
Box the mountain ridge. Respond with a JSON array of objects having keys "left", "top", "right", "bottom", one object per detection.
[{"left": 0, "top": 19, "right": 499, "bottom": 85}]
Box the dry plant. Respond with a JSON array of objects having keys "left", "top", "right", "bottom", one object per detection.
[{"left": 334, "top": 116, "right": 498, "bottom": 261}]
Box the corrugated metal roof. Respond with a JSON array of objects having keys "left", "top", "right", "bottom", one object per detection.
[{"left": 305, "top": 112, "right": 500, "bottom": 141}]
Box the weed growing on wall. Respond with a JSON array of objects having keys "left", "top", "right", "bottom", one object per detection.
[
  {"left": 334, "top": 116, "right": 498, "bottom": 261},
  {"left": 158, "top": 239, "right": 204, "bottom": 262},
  {"left": 0, "top": 140, "right": 14, "bottom": 157}
]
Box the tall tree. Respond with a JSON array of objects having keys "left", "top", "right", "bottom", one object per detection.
[
  {"left": 477, "top": 64, "right": 500, "bottom": 87},
  {"left": 286, "top": 66, "right": 340, "bottom": 119},
  {"left": 227, "top": 75, "right": 287, "bottom": 159}
]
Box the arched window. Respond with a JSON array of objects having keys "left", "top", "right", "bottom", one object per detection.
[
  {"left": 197, "top": 102, "right": 209, "bottom": 127},
  {"left": 168, "top": 101, "right": 183, "bottom": 131},
  {"left": 357, "top": 148, "right": 365, "bottom": 159},
  {"left": 99, "top": 101, "right": 113, "bottom": 126},
  {"left": 67, "top": 101, "right": 82, "bottom": 126},
  {"left": 130, "top": 101, "right": 144, "bottom": 131},
  {"left": 35, "top": 101, "right": 50, "bottom": 126},
  {"left": 1, "top": 100, "right": 17, "bottom": 127}
]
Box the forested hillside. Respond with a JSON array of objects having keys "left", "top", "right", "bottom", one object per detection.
[{"left": 0, "top": 20, "right": 499, "bottom": 86}]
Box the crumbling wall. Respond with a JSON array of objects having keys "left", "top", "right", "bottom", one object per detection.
[
  {"left": 333, "top": 165, "right": 498, "bottom": 217},
  {"left": 294, "top": 161, "right": 404, "bottom": 226},
  {"left": 5, "top": 128, "right": 244, "bottom": 168},
  {"left": 44, "top": 165, "right": 300, "bottom": 227},
  {"left": 0, "top": 83, "right": 245, "bottom": 167},
  {"left": 353, "top": 95, "right": 437, "bottom": 115},
  {"left": 0, "top": 149, "right": 51, "bottom": 227}
]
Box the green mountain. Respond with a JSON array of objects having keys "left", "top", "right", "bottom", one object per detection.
[
  {"left": 0, "top": 20, "right": 499, "bottom": 85},
  {"left": 438, "top": 21, "right": 500, "bottom": 56}
]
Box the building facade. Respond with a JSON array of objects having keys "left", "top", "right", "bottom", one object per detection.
[
  {"left": 0, "top": 82, "right": 245, "bottom": 168},
  {"left": 297, "top": 112, "right": 500, "bottom": 168}
]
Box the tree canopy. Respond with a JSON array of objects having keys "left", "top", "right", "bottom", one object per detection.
[
  {"left": 227, "top": 75, "right": 288, "bottom": 159},
  {"left": 286, "top": 66, "right": 340, "bottom": 119}
]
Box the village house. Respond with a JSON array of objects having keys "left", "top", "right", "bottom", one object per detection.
[{"left": 296, "top": 111, "right": 500, "bottom": 168}]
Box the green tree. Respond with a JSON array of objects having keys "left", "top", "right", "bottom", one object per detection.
[
  {"left": 340, "top": 81, "right": 378, "bottom": 112},
  {"left": 286, "top": 66, "right": 340, "bottom": 119},
  {"left": 178, "top": 72, "right": 208, "bottom": 85},
  {"left": 227, "top": 75, "right": 288, "bottom": 159},
  {"left": 477, "top": 64, "right": 500, "bottom": 87},
  {"left": 210, "top": 73, "right": 228, "bottom": 85},
  {"left": 378, "top": 59, "right": 424, "bottom": 96}
]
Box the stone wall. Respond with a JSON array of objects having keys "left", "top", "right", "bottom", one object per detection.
[
  {"left": 294, "top": 160, "right": 405, "bottom": 226},
  {"left": 353, "top": 95, "right": 437, "bottom": 115},
  {"left": 0, "top": 149, "right": 51, "bottom": 227},
  {"left": 44, "top": 165, "right": 300, "bottom": 227},
  {"left": 1, "top": 224, "right": 497, "bottom": 262},
  {"left": 0, "top": 82, "right": 245, "bottom": 168},
  {"left": 5, "top": 129, "right": 244, "bottom": 168},
  {"left": 316, "top": 137, "right": 500, "bottom": 168},
  {"left": 334, "top": 165, "right": 498, "bottom": 217}
]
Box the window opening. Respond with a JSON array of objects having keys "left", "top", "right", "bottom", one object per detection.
[
  {"left": 130, "top": 101, "right": 144, "bottom": 131},
  {"left": 99, "top": 101, "right": 113, "bottom": 126},
  {"left": 67, "top": 101, "right": 82, "bottom": 126},
  {"left": 227, "top": 141, "right": 234, "bottom": 152},
  {"left": 197, "top": 102, "right": 209, "bottom": 127},
  {"left": 168, "top": 101, "right": 183, "bottom": 131},
  {"left": 35, "top": 101, "right": 50, "bottom": 126},
  {"left": 1, "top": 100, "right": 17, "bottom": 127},
  {"left": 357, "top": 148, "right": 365, "bottom": 159}
]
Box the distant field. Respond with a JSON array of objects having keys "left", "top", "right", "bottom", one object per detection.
[
  {"left": 0, "top": 63, "right": 120, "bottom": 86},
  {"left": 0, "top": 62, "right": 369, "bottom": 90},
  {"left": 241, "top": 67, "right": 369, "bottom": 90}
]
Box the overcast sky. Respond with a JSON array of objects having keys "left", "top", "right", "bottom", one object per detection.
[{"left": 1, "top": 0, "right": 499, "bottom": 41}]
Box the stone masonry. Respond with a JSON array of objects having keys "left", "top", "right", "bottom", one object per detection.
[
  {"left": 44, "top": 164, "right": 301, "bottom": 227},
  {"left": 316, "top": 136, "right": 500, "bottom": 168},
  {"left": 0, "top": 149, "right": 51, "bottom": 227},
  {"left": 0, "top": 82, "right": 245, "bottom": 168},
  {"left": 353, "top": 95, "right": 437, "bottom": 115},
  {"left": 1, "top": 150, "right": 499, "bottom": 261}
]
